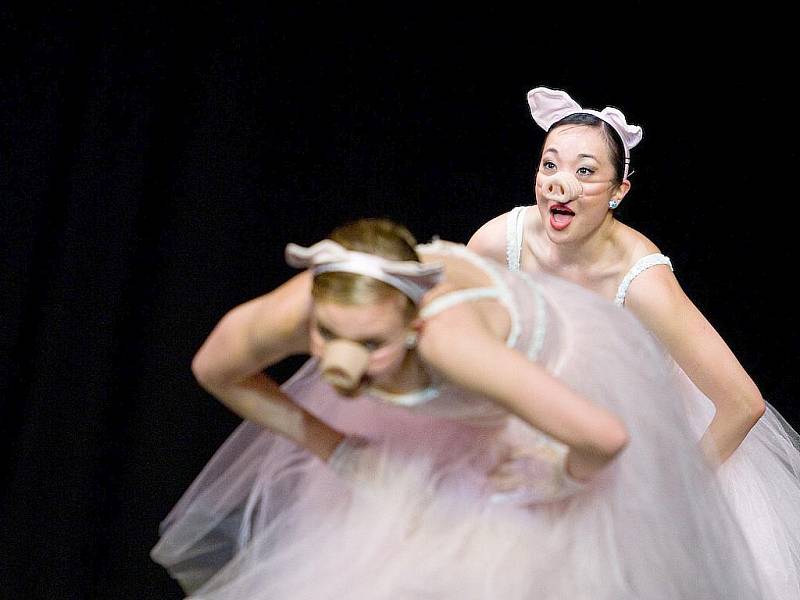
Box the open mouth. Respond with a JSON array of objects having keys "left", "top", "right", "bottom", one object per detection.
[{"left": 549, "top": 204, "right": 575, "bottom": 230}]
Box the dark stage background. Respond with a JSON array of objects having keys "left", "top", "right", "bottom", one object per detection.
[{"left": 2, "top": 4, "right": 797, "bottom": 599}]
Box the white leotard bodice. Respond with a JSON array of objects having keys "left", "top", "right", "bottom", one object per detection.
[{"left": 505, "top": 205, "right": 673, "bottom": 307}]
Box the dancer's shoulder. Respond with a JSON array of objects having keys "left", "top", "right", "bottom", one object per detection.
[{"left": 467, "top": 210, "right": 513, "bottom": 263}]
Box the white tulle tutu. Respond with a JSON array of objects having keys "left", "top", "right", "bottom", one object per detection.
[
  {"left": 152, "top": 244, "right": 774, "bottom": 599},
  {"left": 676, "top": 366, "right": 800, "bottom": 598}
]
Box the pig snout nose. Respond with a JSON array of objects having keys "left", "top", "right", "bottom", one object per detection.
[{"left": 540, "top": 172, "right": 582, "bottom": 204}]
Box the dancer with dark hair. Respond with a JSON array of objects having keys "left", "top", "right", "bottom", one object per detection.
[{"left": 470, "top": 86, "right": 800, "bottom": 598}]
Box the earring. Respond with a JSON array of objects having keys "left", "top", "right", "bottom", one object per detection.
[
  {"left": 609, "top": 199, "right": 619, "bottom": 209},
  {"left": 404, "top": 332, "right": 418, "bottom": 349}
]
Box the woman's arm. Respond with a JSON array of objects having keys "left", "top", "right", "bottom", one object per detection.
[
  {"left": 191, "top": 271, "right": 344, "bottom": 461},
  {"left": 625, "top": 266, "right": 765, "bottom": 464},
  {"left": 416, "top": 301, "right": 629, "bottom": 480}
]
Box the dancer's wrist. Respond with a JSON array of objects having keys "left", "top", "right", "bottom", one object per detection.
[{"left": 300, "top": 414, "right": 346, "bottom": 461}]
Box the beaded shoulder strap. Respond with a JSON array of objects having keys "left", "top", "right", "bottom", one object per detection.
[
  {"left": 614, "top": 254, "right": 673, "bottom": 307},
  {"left": 506, "top": 206, "right": 529, "bottom": 272}
]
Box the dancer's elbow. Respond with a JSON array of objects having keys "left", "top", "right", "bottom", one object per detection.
[
  {"left": 745, "top": 390, "right": 766, "bottom": 424},
  {"left": 729, "top": 380, "right": 766, "bottom": 427},
  {"left": 190, "top": 346, "right": 235, "bottom": 391},
  {"left": 191, "top": 350, "right": 219, "bottom": 389}
]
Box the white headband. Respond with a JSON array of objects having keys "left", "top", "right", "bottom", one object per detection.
[
  {"left": 285, "top": 240, "right": 444, "bottom": 304},
  {"left": 527, "top": 86, "right": 643, "bottom": 179}
]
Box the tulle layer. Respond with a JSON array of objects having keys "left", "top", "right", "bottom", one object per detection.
[
  {"left": 680, "top": 371, "right": 800, "bottom": 598},
  {"left": 151, "top": 361, "right": 766, "bottom": 599},
  {"left": 150, "top": 264, "right": 793, "bottom": 599}
]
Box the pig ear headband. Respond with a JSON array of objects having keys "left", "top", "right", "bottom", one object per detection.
[
  {"left": 285, "top": 240, "right": 444, "bottom": 304},
  {"left": 527, "top": 86, "right": 643, "bottom": 179}
]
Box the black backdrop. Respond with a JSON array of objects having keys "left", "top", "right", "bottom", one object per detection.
[{"left": 2, "top": 4, "right": 797, "bottom": 599}]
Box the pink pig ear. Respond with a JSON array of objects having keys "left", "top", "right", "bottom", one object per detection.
[
  {"left": 527, "top": 85, "right": 644, "bottom": 179},
  {"left": 599, "top": 107, "right": 643, "bottom": 150},
  {"left": 527, "top": 87, "right": 584, "bottom": 132}
]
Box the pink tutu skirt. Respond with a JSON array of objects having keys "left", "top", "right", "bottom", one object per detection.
[
  {"left": 152, "top": 269, "right": 775, "bottom": 599},
  {"left": 677, "top": 366, "right": 800, "bottom": 598}
]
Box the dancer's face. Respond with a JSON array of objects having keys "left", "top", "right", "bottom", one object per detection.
[
  {"left": 535, "top": 124, "right": 629, "bottom": 243},
  {"left": 310, "top": 296, "right": 412, "bottom": 394}
]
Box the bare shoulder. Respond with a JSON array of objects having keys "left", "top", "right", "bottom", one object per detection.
[
  {"left": 616, "top": 221, "right": 665, "bottom": 264},
  {"left": 416, "top": 285, "right": 500, "bottom": 366},
  {"left": 624, "top": 260, "right": 687, "bottom": 328},
  {"left": 614, "top": 220, "right": 679, "bottom": 317},
  {"left": 417, "top": 275, "right": 511, "bottom": 365},
  {"left": 466, "top": 212, "right": 510, "bottom": 263},
  {"left": 191, "top": 271, "right": 314, "bottom": 383},
  {"left": 241, "top": 271, "right": 313, "bottom": 354}
]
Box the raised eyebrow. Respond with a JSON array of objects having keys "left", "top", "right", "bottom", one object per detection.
[{"left": 542, "top": 149, "right": 599, "bottom": 163}]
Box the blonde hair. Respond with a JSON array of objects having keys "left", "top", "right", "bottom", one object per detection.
[{"left": 311, "top": 219, "right": 419, "bottom": 319}]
